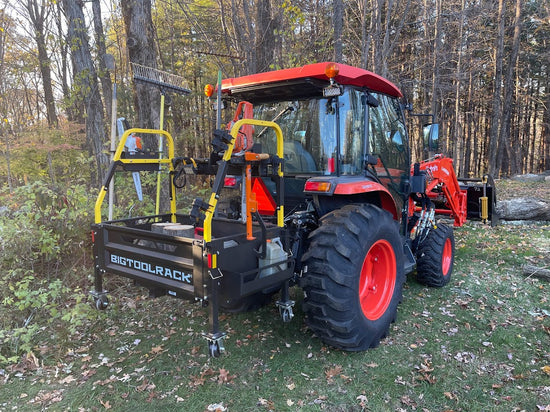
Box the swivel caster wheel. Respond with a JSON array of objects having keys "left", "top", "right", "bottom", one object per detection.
[
  {"left": 94, "top": 294, "right": 109, "bottom": 310},
  {"left": 202, "top": 332, "right": 226, "bottom": 358},
  {"left": 208, "top": 341, "right": 222, "bottom": 358},
  {"left": 276, "top": 300, "right": 295, "bottom": 323},
  {"left": 280, "top": 307, "right": 293, "bottom": 323}
]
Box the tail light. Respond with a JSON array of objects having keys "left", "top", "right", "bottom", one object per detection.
[
  {"left": 304, "top": 181, "right": 332, "bottom": 193},
  {"left": 224, "top": 176, "right": 238, "bottom": 188}
]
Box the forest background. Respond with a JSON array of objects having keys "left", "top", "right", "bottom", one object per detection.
[
  {"left": 0, "top": 0, "right": 549, "bottom": 370},
  {"left": 0, "top": 0, "right": 549, "bottom": 190}
]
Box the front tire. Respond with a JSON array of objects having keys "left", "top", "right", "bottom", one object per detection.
[
  {"left": 300, "top": 204, "right": 405, "bottom": 351},
  {"left": 415, "top": 223, "right": 454, "bottom": 287}
]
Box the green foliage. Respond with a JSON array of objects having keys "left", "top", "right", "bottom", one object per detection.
[
  {"left": 1, "top": 181, "right": 92, "bottom": 272},
  {"left": 0, "top": 169, "right": 209, "bottom": 366},
  {"left": 0, "top": 122, "right": 91, "bottom": 189},
  {"left": 0, "top": 180, "right": 96, "bottom": 365}
]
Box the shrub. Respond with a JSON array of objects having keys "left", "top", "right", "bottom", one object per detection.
[{"left": 0, "top": 181, "right": 97, "bottom": 365}]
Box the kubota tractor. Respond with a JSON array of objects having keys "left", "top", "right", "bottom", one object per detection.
[{"left": 91, "top": 62, "right": 496, "bottom": 356}]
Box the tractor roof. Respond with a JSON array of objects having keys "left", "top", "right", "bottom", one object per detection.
[{"left": 221, "top": 62, "right": 403, "bottom": 103}]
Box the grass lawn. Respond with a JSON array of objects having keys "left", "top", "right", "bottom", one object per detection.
[{"left": 1, "top": 220, "right": 549, "bottom": 411}]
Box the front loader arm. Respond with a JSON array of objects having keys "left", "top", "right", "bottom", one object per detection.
[{"left": 415, "top": 154, "right": 467, "bottom": 227}]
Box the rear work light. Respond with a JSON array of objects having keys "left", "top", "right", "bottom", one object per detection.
[
  {"left": 323, "top": 85, "right": 343, "bottom": 97},
  {"left": 304, "top": 181, "right": 332, "bottom": 192}
]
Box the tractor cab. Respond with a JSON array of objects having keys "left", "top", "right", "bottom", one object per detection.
[{"left": 219, "top": 62, "right": 410, "bottom": 221}]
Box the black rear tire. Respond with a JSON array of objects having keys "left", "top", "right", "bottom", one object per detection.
[
  {"left": 415, "top": 223, "right": 454, "bottom": 287},
  {"left": 300, "top": 204, "right": 405, "bottom": 351}
]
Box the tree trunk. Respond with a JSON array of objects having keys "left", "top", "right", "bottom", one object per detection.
[
  {"left": 488, "top": 0, "right": 505, "bottom": 176},
  {"left": 91, "top": 0, "right": 113, "bottom": 119},
  {"left": 218, "top": 0, "right": 240, "bottom": 75},
  {"left": 496, "top": 197, "right": 550, "bottom": 221},
  {"left": 121, "top": 0, "right": 160, "bottom": 133},
  {"left": 231, "top": 0, "right": 255, "bottom": 74},
  {"left": 63, "top": 0, "right": 107, "bottom": 184},
  {"left": 499, "top": 0, "right": 522, "bottom": 176},
  {"left": 521, "top": 265, "right": 550, "bottom": 282},
  {"left": 430, "top": 0, "right": 442, "bottom": 125},
  {"left": 54, "top": 1, "right": 77, "bottom": 122},
  {"left": 372, "top": 0, "right": 383, "bottom": 74},
  {"left": 334, "top": 0, "right": 344, "bottom": 62},
  {"left": 255, "top": 0, "right": 276, "bottom": 73},
  {"left": 452, "top": 0, "right": 466, "bottom": 173},
  {"left": 544, "top": 70, "right": 550, "bottom": 171},
  {"left": 24, "top": 0, "right": 58, "bottom": 127}
]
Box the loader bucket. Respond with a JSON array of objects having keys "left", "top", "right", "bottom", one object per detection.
[{"left": 458, "top": 175, "right": 499, "bottom": 226}]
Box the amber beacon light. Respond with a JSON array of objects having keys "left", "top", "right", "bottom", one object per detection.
[
  {"left": 324, "top": 63, "right": 340, "bottom": 80},
  {"left": 204, "top": 83, "right": 215, "bottom": 97}
]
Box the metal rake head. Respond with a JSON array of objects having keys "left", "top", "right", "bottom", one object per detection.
[{"left": 131, "top": 62, "right": 191, "bottom": 95}]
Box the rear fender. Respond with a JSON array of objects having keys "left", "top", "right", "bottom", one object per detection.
[{"left": 304, "top": 177, "right": 398, "bottom": 220}]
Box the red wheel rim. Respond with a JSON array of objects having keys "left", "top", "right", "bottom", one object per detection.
[
  {"left": 359, "top": 240, "right": 396, "bottom": 321},
  {"left": 441, "top": 238, "right": 452, "bottom": 276}
]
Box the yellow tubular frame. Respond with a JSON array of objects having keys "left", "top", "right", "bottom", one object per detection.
[
  {"left": 202, "top": 119, "right": 284, "bottom": 243},
  {"left": 94, "top": 128, "right": 176, "bottom": 224}
]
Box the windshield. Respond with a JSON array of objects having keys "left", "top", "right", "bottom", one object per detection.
[{"left": 251, "top": 88, "right": 365, "bottom": 175}]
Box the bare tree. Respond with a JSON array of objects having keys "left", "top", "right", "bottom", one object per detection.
[
  {"left": 487, "top": 0, "right": 505, "bottom": 176},
  {"left": 334, "top": 0, "right": 344, "bottom": 62},
  {"left": 62, "top": 0, "right": 107, "bottom": 183},
  {"left": 53, "top": 1, "right": 77, "bottom": 121},
  {"left": 121, "top": 0, "right": 160, "bottom": 131},
  {"left": 91, "top": 0, "right": 113, "bottom": 118},
  {"left": 255, "top": 0, "right": 276, "bottom": 72},
  {"left": 21, "top": 0, "right": 58, "bottom": 127},
  {"left": 499, "top": 0, "right": 522, "bottom": 175}
]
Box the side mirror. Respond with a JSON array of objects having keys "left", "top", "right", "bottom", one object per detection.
[{"left": 423, "top": 123, "right": 439, "bottom": 152}]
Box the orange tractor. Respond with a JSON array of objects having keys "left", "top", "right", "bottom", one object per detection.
[{"left": 91, "top": 62, "right": 496, "bottom": 356}]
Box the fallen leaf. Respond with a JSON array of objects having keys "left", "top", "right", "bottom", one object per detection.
[
  {"left": 217, "top": 368, "right": 236, "bottom": 384},
  {"left": 189, "top": 375, "right": 205, "bottom": 387},
  {"left": 59, "top": 375, "right": 76, "bottom": 384},
  {"left": 136, "top": 379, "right": 156, "bottom": 392},
  {"left": 401, "top": 395, "right": 417, "bottom": 407},
  {"left": 357, "top": 394, "right": 368, "bottom": 407},
  {"left": 325, "top": 365, "right": 343, "bottom": 382},
  {"left": 29, "top": 389, "right": 64, "bottom": 405},
  {"left": 206, "top": 403, "right": 226, "bottom": 412},
  {"left": 146, "top": 391, "right": 157, "bottom": 402},
  {"left": 150, "top": 345, "right": 163, "bottom": 354},
  {"left": 100, "top": 400, "right": 111, "bottom": 409},
  {"left": 257, "top": 398, "right": 274, "bottom": 409},
  {"left": 542, "top": 365, "right": 550, "bottom": 376}
]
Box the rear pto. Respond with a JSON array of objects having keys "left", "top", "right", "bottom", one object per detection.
[{"left": 91, "top": 62, "right": 496, "bottom": 356}]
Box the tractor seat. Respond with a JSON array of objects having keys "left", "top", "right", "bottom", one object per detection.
[{"left": 283, "top": 140, "right": 317, "bottom": 173}]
